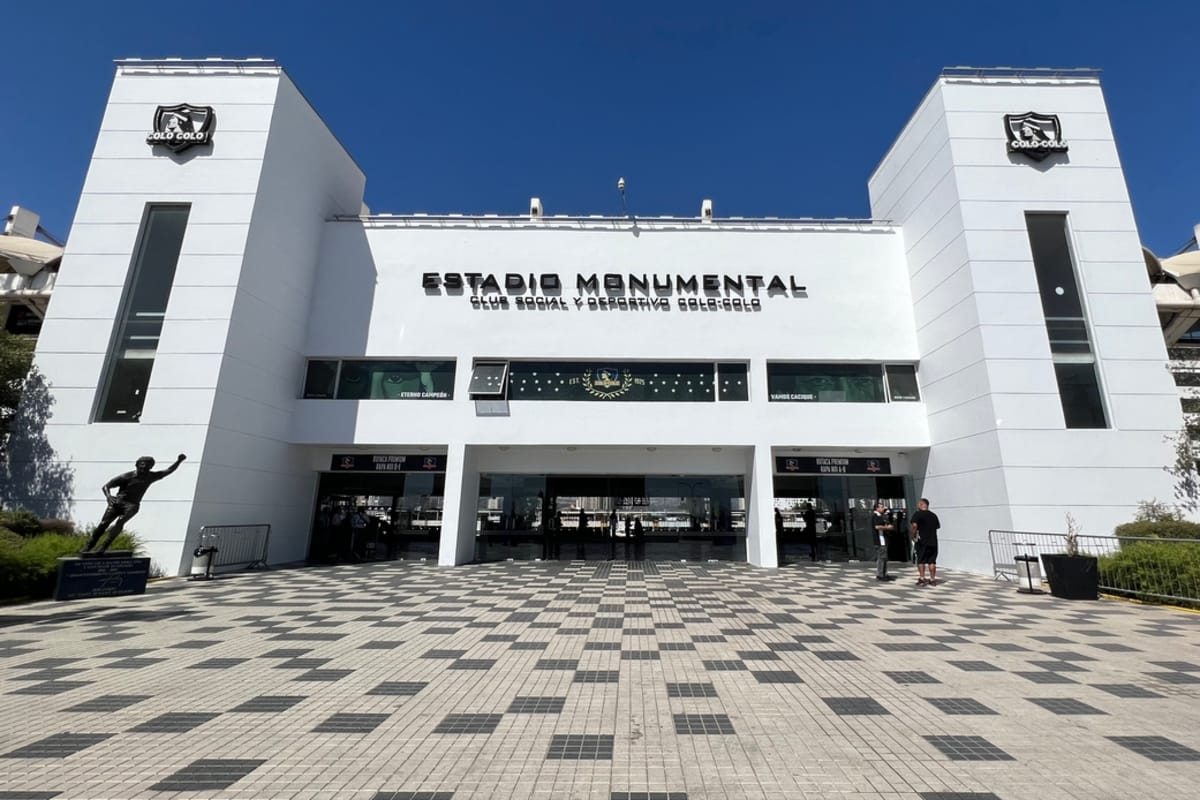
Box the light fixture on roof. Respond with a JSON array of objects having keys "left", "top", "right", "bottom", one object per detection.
[
  {"left": 701, "top": 199, "right": 713, "bottom": 222},
  {"left": 529, "top": 197, "right": 542, "bottom": 218}
]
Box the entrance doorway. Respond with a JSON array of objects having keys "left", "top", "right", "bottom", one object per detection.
[
  {"left": 773, "top": 474, "right": 909, "bottom": 564},
  {"left": 475, "top": 474, "right": 746, "bottom": 563},
  {"left": 310, "top": 472, "right": 446, "bottom": 562}
]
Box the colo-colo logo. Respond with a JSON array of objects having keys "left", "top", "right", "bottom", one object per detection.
[
  {"left": 146, "top": 104, "right": 215, "bottom": 153},
  {"left": 1003, "top": 112, "right": 1068, "bottom": 162}
]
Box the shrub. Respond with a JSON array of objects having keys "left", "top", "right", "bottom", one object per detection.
[
  {"left": 1113, "top": 519, "right": 1200, "bottom": 540},
  {"left": 1099, "top": 540, "right": 1200, "bottom": 608},
  {"left": 0, "top": 531, "right": 144, "bottom": 601},
  {"left": 37, "top": 518, "right": 77, "bottom": 536},
  {"left": 0, "top": 509, "right": 43, "bottom": 538}
]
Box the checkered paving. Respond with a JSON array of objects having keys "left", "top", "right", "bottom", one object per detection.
[{"left": 0, "top": 560, "right": 1198, "bottom": 798}]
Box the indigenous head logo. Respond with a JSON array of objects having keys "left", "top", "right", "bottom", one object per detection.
[
  {"left": 338, "top": 456, "right": 356, "bottom": 470},
  {"left": 866, "top": 459, "right": 882, "bottom": 473},
  {"left": 583, "top": 366, "right": 634, "bottom": 399},
  {"left": 422, "top": 457, "right": 438, "bottom": 470},
  {"left": 1003, "top": 112, "right": 1068, "bottom": 162},
  {"left": 147, "top": 104, "right": 215, "bottom": 152},
  {"left": 783, "top": 458, "right": 800, "bottom": 472}
]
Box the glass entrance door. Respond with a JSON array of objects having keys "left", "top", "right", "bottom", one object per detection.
[
  {"left": 475, "top": 474, "right": 746, "bottom": 563},
  {"left": 311, "top": 472, "right": 446, "bottom": 562},
  {"left": 774, "top": 474, "right": 910, "bottom": 564}
]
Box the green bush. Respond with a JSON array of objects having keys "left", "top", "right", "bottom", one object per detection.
[
  {"left": 0, "top": 530, "right": 143, "bottom": 601},
  {"left": 37, "top": 518, "right": 76, "bottom": 536},
  {"left": 1099, "top": 540, "right": 1200, "bottom": 608},
  {"left": 1113, "top": 519, "right": 1200, "bottom": 540},
  {"left": 0, "top": 509, "right": 43, "bottom": 538}
]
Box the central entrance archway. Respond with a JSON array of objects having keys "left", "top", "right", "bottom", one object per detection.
[{"left": 474, "top": 473, "right": 746, "bottom": 563}]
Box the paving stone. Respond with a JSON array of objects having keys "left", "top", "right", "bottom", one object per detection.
[
  {"left": 2, "top": 734, "right": 112, "bottom": 759},
  {"left": 229, "top": 695, "right": 307, "bottom": 712},
  {"left": 546, "top": 734, "right": 614, "bottom": 759},
  {"left": 313, "top": 712, "right": 390, "bottom": 733},
  {"left": 130, "top": 712, "right": 220, "bottom": 733},
  {"left": 924, "top": 735, "right": 1014, "bottom": 761},
  {"left": 1107, "top": 736, "right": 1200, "bottom": 761},
  {"left": 148, "top": 758, "right": 265, "bottom": 791},
  {"left": 925, "top": 697, "right": 997, "bottom": 716},
  {"left": 666, "top": 682, "right": 718, "bottom": 698},
  {"left": 433, "top": 713, "right": 503, "bottom": 734},
  {"left": 674, "top": 713, "right": 735, "bottom": 734},
  {"left": 507, "top": 696, "right": 566, "bottom": 713},
  {"left": 1027, "top": 697, "right": 1106, "bottom": 715},
  {"left": 823, "top": 697, "right": 890, "bottom": 715},
  {"left": 885, "top": 670, "right": 940, "bottom": 684},
  {"left": 1092, "top": 683, "right": 1165, "bottom": 699},
  {"left": 64, "top": 694, "right": 151, "bottom": 712}
]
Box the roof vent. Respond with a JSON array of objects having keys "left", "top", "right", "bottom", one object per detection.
[
  {"left": 701, "top": 199, "right": 713, "bottom": 222},
  {"left": 5, "top": 206, "right": 39, "bottom": 238},
  {"left": 530, "top": 197, "right": 543, "bottom": 218}
]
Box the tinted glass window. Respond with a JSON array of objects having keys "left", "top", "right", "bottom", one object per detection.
[
  {"left": 508, "top": 362, "right": 715, "bottom": 402},
  {"left": 1026, "top": 213, "right": 1085, "bottom": 319},
  {"left": 96, "top": 204, "right": 190, "bottom": 422},
  {"left": 767, "top": 364, "right": 884, "bottom": 403},
  {"left": 302, "top": 360, "right": 339, "bottom": 399},
  {"left": 336, "top": 360, "right": 455, "bottom": 400},
  {"left": 718, "top": 363, "right": 749, "bottom": 401},
  {"left": 1054, "top": 362, "right": 1108, "bottom": 428},
  {"left": 885, "top": 365, "right": 920, "bottom": 401}
]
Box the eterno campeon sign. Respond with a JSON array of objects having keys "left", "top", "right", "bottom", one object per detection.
[
  {"left": 1003, "top": 112, "right": 1068, "bottom": 162},
  {"left": 146, "top": 104, "right": 215, "bottom": 152}
]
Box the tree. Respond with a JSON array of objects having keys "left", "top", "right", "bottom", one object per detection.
[
  {"left": 1165, "top": 427, "right": 1200, "bottom": 514},
  {"left": 0, "top": 330, "right": 36, "bottom": 459}
]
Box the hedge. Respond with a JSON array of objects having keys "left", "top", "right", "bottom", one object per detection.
[
  {"left": 0, "top": 529, "right": 142, "bottom": 601},
  {"left": 1113, "top": 519, "right": 1200, "bottom": 540},
  {"left": 1098, "top": 540, "right": 1200, "bottom": 609}
]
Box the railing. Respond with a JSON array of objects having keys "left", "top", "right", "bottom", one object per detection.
[
  {"left": 989, "top": 530, "right": 1200, "bottom": 606},
  {"left": 197, "top": 524, "right": 271, "bottom": 572}
]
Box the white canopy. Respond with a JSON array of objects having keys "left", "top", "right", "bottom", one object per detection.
[{"left": 0, "top": 234, "right": 63, "bottom": 277}]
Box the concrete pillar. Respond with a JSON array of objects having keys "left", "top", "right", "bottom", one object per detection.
[
  {"left": 438, "top": 442, "right": 477, "bottom": 566},
  {"left": 745, "top": 444, "right": 778, "bottom": 568}
]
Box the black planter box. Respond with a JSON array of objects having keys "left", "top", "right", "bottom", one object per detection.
[{"left": 1040, "top": 553, "right": 1099, "bottom": 600}]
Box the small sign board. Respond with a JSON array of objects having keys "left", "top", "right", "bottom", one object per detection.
[
  {"left": 330, "top": 454, "right": 447, "bottom": 472},
  {"left": 55, "top": 556, "right": 151, "bottom": 601},
  {"left": 775, "top": 456, "right": 892, "bottom": 475}
]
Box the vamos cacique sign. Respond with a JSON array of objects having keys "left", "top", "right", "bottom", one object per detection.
[{"left": 421, "top": 271, "right": 807, "bottom": 312}]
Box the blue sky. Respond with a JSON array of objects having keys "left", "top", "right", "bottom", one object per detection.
[{"left": 3, "top": 1, "right": 1197, "bottom": 253}]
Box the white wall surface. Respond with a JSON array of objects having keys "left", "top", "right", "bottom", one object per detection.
[
  {"left": 12, "top": 65, "right": 281, "bottom": 572},
  {"left": 183, "top": 74, "right": 365, "bottom": 572},
  {"left": 871, "top": 75, "right": 1179, "bottom": 572}
]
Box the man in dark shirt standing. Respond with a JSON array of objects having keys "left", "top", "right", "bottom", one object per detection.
[
  {"left": 872, "top": 502, "right": 895, "bottom": 581},
  {"left": 909, "top": 498, "right": 941, "bottom": 586},
  {"left": 81, "top": 453, "right": 186, "bottom": 554}
]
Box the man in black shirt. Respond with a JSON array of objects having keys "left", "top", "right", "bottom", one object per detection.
[
  {"left": 872, "top": 502, "right": 895, "bottom": 581},
  {"left": 909, "top": 497, "right": 941, "bottom": 586},
  {"left": 81, "top": 453, "right": 186, "bottom": 554}
]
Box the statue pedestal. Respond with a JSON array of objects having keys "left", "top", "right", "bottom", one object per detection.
[{"left": 55, "top": 555, "right": 150, "bottom": 601}]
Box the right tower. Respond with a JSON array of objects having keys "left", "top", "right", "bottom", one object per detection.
[{"left": 869, "top": 68, "right": 1180, "bottom": 571}]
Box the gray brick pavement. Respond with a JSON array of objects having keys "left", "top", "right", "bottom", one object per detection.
[{"left": 0, "top": 560, "right": 1198, "bottom": 799}]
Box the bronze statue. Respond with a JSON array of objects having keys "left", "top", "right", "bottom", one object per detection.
[{"left": 80, "top": 454, "right": 186, "bottom": 555}]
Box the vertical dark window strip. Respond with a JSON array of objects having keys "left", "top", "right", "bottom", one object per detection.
[{"left": 95, "top": 205, "right": 190, "bottom": 422}]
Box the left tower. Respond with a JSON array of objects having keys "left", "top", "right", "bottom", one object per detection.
[{"left": 14, "top": 58, "right": 365, "bottom": 573}]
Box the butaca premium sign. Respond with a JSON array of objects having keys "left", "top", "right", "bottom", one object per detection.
[
  {"left": 1003, "top": 112, "right": 1068, "bottom": 162},
  {"left": 147, "top": 104, "right": 215, "bottom": 152}
]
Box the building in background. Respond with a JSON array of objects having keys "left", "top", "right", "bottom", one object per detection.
[
  {"left": 10, "top": 59, "right": 1182, "bottom": 575},
  {"left": 1, "top": 206, "right": 62, "bottom": 337}
]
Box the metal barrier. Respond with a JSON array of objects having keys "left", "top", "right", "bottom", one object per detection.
[
  {"left": 197, "top": 524, "right": 271, "bottom": 572},
  {"left": 989, "top": 529, "right": 1200, "bottom": 605}
]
